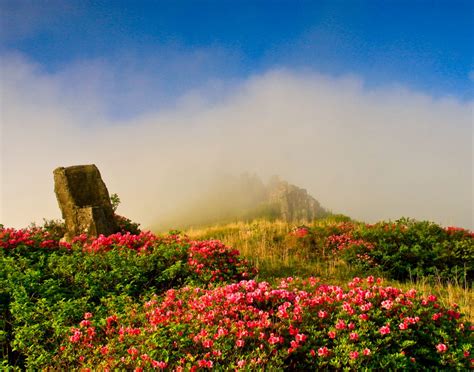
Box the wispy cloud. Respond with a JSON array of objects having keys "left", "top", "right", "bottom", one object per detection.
[{"left": 1, "top": 54, "right": 472, "bottom": 229}]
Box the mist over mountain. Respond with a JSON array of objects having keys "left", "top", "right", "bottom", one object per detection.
[{"left": 152, "top": 173, "right": 329, "bottom": 231}]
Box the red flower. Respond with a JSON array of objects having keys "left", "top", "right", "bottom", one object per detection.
[
  {"left": 379, "top": 325, "right": 391, "bottom": 335},
  {"left": 318, "top": 346, "right": 329, "bottom": 357},
  {"left": 436, "top": 343, "right": 448, "bottom": 353},
  {"left": 349, "top": 351, "right": 359, "bottom": 359},
  {"left": 335, "top": 319, "right": 346, "bottom": 330},
  {"left": 295, "top": 333, "right": 307, "bottom": 342},
  {"left": 349, "top": 332, "right": 359, "bottom": 341}
]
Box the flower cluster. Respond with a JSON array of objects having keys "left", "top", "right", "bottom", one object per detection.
[
  {"left": 82, "top": 231, "right": 160, "bottom": 253},
  {"left": 325, "top": 233, "right": 374, "bottom": 253},
  {"left": 445, "top": 226, "right": 474, "bottom": 238},
  {"left": 59, "top": 277, "right": 472, "bottom": 370},
  {"left": 187, "top": 240, "right": 257, "bottom": 283},
  {"left": 289, "top": 226, "right": 309, "bottom": 238},
  {"left": 1, "top": 226, "right": 256, "bottom": 283},
  {"left": 0, "top": 226, "right": 69, "bottom": 250}
]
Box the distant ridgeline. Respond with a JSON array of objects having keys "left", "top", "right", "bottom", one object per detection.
[{"left": 154, "top": 174, "right": 329, "bottom": 230}]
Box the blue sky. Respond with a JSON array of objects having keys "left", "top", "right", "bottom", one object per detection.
[{"left": 2, "top": 0, "right": 473, "bottom": 112}]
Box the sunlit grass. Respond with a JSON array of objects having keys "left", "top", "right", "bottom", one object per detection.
[{"left": 184, "top": 219, "right": 474, "bottom": 321}]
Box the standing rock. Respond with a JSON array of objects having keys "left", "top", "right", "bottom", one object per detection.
[{"left": 53, "top": 165, "right": 119, "bottom": 240}]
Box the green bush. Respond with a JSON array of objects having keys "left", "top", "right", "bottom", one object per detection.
[{"left": 327, "top": 219, "right": 473, "bottom": 282}]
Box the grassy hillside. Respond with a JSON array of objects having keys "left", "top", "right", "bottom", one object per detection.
[
  {"left": 1, "top": 216, "right": 472, "bottom": 369},
  {"left": 183, "top": 217, "right": 474, "bottom": 321}
]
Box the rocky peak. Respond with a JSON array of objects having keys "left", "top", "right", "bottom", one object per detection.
[{"left": 266, "top": 176, "right": 326, "bottom": 222}]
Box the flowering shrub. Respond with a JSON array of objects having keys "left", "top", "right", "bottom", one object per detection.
[
  {"left": 284, "top": 225, "right": 320, "bottom": 260},
  {"left": 0, "top": 226, "right": 256, "bottom": 369},
  {"left": 0, "top": 225, "right": 64, "bottom": 250},
  {"left": 321, "top": 219, "right": 473, "bottom": 282},
  {"left": 57, "top": 276, "right": 472, "bottom": 370},
  {"left": 82, "top": 231, "right": 160, "bottom": 253},
  {"left": 354, "top": 219, "right": 473, "bottom": 282},
  {"left": 187, "top": 240, "right": 257, "bottom": 284}
]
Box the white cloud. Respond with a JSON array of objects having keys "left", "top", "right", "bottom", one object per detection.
[{"left": 1, "top": 56, "right": 472, "bottom": 229}]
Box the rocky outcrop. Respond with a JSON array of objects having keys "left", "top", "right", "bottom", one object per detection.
[
  {"left": 53, "top": 165, "right": 119, "bottom": 240},
  {"left": 266, "top": 176, "right": 327, "bottom": 222}
]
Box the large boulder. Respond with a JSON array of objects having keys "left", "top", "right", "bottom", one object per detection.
[{"left": 53, "top": 165, "right": 119, "bottom": 240}]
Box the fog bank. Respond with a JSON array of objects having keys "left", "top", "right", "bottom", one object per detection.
[{"left": 1, "top": 55, "right": 472, "bottom": 229}]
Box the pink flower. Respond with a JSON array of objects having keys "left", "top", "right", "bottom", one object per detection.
[
  {"left": 432, "top": 313, "right": 442, "bottom": 321},
  {"left": 349, "top": 351, "right": 359, "bottom": 359},
  {"left": 318, "top": 310, "right": 328, "bottom": 318},
  {"left": 84, "top": 312, "right": 93, "bottom": 319},
  {"left": 216, "top": 327, "right": 227, "bottom": 338},
  {"left": 379, "top": 325, "right": 391, "bottom": 335},
  {"left": 69, "top": 329, "right": 81, "bottom": 343},
  {"left": 318, "top": 346, "right": 329, "bottom": 357},
  {"left": 268, "top": 334, "right": 282, "bottom": 345},
  {"left": 349, "top": 332, "right": 359, "bottom": 341},
  {"left": 335, "top": 319, "right": 346, "bottom": 330},
  {"left": 236, "top": 339, "right": 245, "bottom": 348},
  {"left": 79, "top": 320, "right": 91, "bottom": 328},
  {"left": 237, "top": 360, "right": 246, "bottom": 368},
  {"left": 399, "top": 322, "right": 408, "bottom": 330},
  {"left": 363, "top": 348, "right": 371, "bottom": 356},
  {"left": 151, "top": 360, "right": 167, "bottom": 368},
  {"left": 295, "top": 333, "right": 307, "bottom": 342},
  {"left": 198, "top": 360, "right": 213, "bottom": 368},
  {"left": 381, "top": 300, "right": 393, "bottom": 310},
  {"left": 436, "top": 343, "right": 448, "bottom": 353},
  {"left": 106, "top": 315, "right": 117, "bottom": 327}
]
